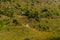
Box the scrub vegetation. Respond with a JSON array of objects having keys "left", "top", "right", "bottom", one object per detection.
[{"left": 0, "top": 0, "right": 60, "bottom": 40}]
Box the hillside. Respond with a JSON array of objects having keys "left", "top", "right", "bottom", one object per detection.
[{"left": 0, "top": 0, "right": 60, "bottom": 40}]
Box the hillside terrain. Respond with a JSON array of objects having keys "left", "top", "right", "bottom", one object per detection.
[{"left": 0, "top": 0, "right": 60, "bottom": 40}]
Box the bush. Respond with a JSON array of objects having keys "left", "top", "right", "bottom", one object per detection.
[
  {"left": 24, "top": 38, "right": 30, "bottom": 40},
  {"left": 2, "top": 0, "right": 7, "bottom": 2},
  {"left": 1, "top": 0, "right": 12, "bottom": 2},
  {"left": 47, "top": 37, "right": 60, "bottom": 40},
  {"left": 41, "top": 8, "right": 48, "bottom": 13},
  {"left": 25, "top": 10, "right": 30, "bottom": 16},
  {"left": 13, "top": 19, "right": 19, "bottom": 25},
  {"left": 0, "top": 10, "right": 3, "bottom": 14}
]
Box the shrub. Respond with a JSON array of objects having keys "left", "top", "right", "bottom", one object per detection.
[
  {"left": 25, "top": 10, "right": 30, "bottom": 16},
  {"left": 41, "top": 8, "right": 48, "bottom": 13},
  {"left": 24, "top": 38, "right": 30, "bottom": 40},
  {"left": 13, "top": 19, "right": 19, "bottom": 25},
  {"left": 2, "top": 0, "right": 7, "bottom": 2},
  {"left": 47, "top": 37, "right": 60, "bottom": 40},
  {"left": 0, "top": 10, "right": 3, "bottom": 14}
]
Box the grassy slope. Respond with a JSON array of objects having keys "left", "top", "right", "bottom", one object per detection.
[
  {"left": 0, "top": 26, "right": 59, "bottom": 40},
  {"left": 0, "top": 0, "right": 60, "bottom": 40}
]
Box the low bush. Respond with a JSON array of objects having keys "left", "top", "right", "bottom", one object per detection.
[
  {"left": 47, "top": 37, "right": 60, "bottom": 40},
  {"left": 24, "top": 38, "right": 30, "bottom": 40}
]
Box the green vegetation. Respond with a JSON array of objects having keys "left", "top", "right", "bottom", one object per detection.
[{"left": 0, "top": 0, "right": 60, "bottom": 40}]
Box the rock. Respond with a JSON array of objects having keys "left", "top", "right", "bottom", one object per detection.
[{"left": 25, "top": 24, "right": 30, "bottom": 28}]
